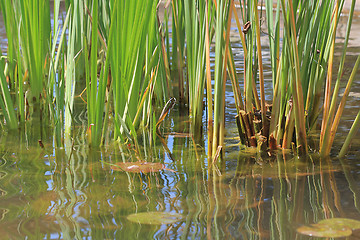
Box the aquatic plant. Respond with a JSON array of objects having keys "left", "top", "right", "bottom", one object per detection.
[
  {"left": 0, "top": 0, "right": 359, "bottom": 159},
  {"left": 230, "top": 0, "right": 359, "bottom": 156},
  {"left": 0, "top": 51, "right": 17, "bottom": 129},
  {"left": 0, "top": 0, "right": 69, "bottom": 137},
  {"left": 0, "top": 0, "right": 51, "bottom": 124}
]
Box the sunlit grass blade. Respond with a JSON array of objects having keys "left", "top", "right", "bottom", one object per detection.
[
  {"left": 253, "top": 0, "right": 267, "bottom": 138},
  {"left": 339, "top": 110, "right": 360, "bottom": 158},
  {"left": 0, "top": 54, "right": 17, "bottom": 129},
  {"left": 64, "top": 4, "right": 79, "bottom": 136},
  {"left": 320, "top": 0, "right": 357, "bottom": 156},
  {"left": 107, "top": 0, "right": 164, "bottom": 147},
  {"left": 320, "top": 0, "right": 340, "bottom": 148},
  {"left": 212, "top": 0, "right": 231, "bottom": 158},
  {"left": 321, "top": 55, "right": 360, "bottom": 156},
  {"left": 283, "top": 0, "right": 308, "bottom": 154},
  {"left": 171, "top": 0, "right": 186, "bottom": 105},
  {"left": 205, "top": 0, "right": 213, "bottom": 158}
]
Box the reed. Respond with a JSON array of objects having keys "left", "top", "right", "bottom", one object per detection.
[
  {"left": 170, "top": 0, "right": 186, "bottom": 105},
  {"left": 230, "top": 0, "right": 359, "bottom": 156},
  {"left": 19, "top": 0, "right": 51, "bottom": 102},
  {"left": 109, "top": 0, "right": 164, "bottom": 147},
  {"left": 205, "top": 0, "right": 213, "bottom": 158},
  {"left": 183, "top": 0, "right": 207, "bottom": 134},
  {"left": 0, "top": 0, "right": 358, "bottom": 159},
  {"left": 0, "top": 51, "right": 17, "bottom": 129},
  {"left": 211, "top": 0, "right": 231, "bottom": 158},
  {"left": 339, "top": 109, "right": 360, "bottom": 158},
  {"left": 48, "top": 3, "right": 71, "bottom": 147},
  {"left": 320, "top": 0, "right": 359, "bottom": 156},
  {"left": 0, "top": 0, "right": 63, "bottom": 130}
]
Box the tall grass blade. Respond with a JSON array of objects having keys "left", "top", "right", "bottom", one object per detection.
[
  {"left": 339, "top": 110, "right": 360, "bottom": 158},
  {"left": 253, "top": 1, "right": 268, "bottom": 138},
  {"left": 212, "top": 0, "right": 231, "bottom": 157},
  {"left": 205, "top": 0, "right": 213, "bottom": 157},
  {"left": 321, "top": 55, "right": 360, "bottom": 156},
  {"left": 0, "top": 53, "right": 17, "bottom": 129}
]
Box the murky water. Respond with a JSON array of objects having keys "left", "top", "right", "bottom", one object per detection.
[
  {"left": 1, "top": 109, "right": 360, "bottom": 239},
  {"left": 1, "top": 7, "right": 360, "bottom": 240}
]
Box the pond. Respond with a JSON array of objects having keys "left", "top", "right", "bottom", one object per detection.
[{"left": 0, "top": 5, "right": 360, "bottom": 240}]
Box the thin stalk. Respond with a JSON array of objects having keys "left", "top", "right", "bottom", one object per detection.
[
  {"left": 89, "top": 0, "right": 99, "bottom": 145},
  {"left": 171, "top": 0, "right": 185, "bottom": 105},
  {"left": 328, "top": 0, "right": 355, "bottom": 124},
  {"left": 269, "top": 55, "right": 282, "bottom": 139},
  {"left": 0, "top": 54, "right": 17, "bottom": 129},
  {"left": 184, "top": 0, "right": 207, "bottom": 132},
  {"left": 253, "top": 0, "right": 267, "bottom": 138},
  {"left": 219, "top": 0, "right": 232, "bottom": 150},
  {"left": 16, "top": 53, "right": 25, "bottom": 123},
  {"left": 339, "top": 110, "right": 360, "bottom": 158},
  {"left": 212, "top": 0, "right": 227, "bottom": 157},
  {"left": 320, "top": 0, "right": 356, "bottom": 156},
  {"left": 205, "top": 0, "right": 213, "bottom": 158},
  {"left": 64, "top": 4, "right": 78, "bottom": 135},
  {"left": 281, "top": 0, "right": 308, "bottom": 153},
  {"left": 232, "top": 2, "right": 248, "bottom": 56},
  {"left": 320, "top": 0, "right": 339, "bottom": 147},
  {"left": 227, "top": 46, "right": 244, "bottom": 112},
  {"left": 322, "top": 55, "right": 360, "bottom": 156}
]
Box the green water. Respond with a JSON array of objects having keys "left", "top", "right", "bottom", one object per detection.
[{"left": 0, "top": 98, "right": 360, "bottom": 239}]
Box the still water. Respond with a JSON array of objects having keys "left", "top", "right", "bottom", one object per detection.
[
  {"left": 1, "top": 10, "right": 360, "bottom": 240},
  {"left": 1, "top": 106, "right": 360, "bottom": 239}
]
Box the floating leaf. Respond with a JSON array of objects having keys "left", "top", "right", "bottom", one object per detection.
[
  {"left": 110, "top": 161, "right": 172, "bottom": 173},
  {"left": 318, "top": 218, "right": 360, "bottom": 230},
  {"left": 127, "top": 212, "right": 183, "bottom": 225},
  {"left": 297, "top": 218, "right": 360, "bottom": 238},
  {"left": 297, "top": 224, "right": 352, "bottom": 238}
]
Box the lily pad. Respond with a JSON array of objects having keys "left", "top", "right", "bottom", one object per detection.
[
  {"left": 297, "top": 218, "right": 360, "bottom": 238},
  {"left": 127, "top": 212, "right": 183, "bottom": 225},
  {"left": 110, "top": 161, "right": 167, "bottom": 173},
  {"left": 317, "top": 218, "right": 360, "bottom": 230},
  {"left": 297, "top": 224, "right": 352, "bottom": 238}
]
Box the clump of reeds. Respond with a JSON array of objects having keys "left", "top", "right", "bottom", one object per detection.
[
  {"left": 229, "top": 0, "right": 360, "bottom": 157},
  {"left": 0, "top": 0, "right": 358, "bottom": 160}
]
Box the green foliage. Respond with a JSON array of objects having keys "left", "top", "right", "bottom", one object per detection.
[
  {"left": 233, "top": 0, "right": 359, "bottom": 156},
  {"left": 110, "top": 0, "right": 160, "bottom": 141},
  {"left": 0, "top": 52, "right": 17, "bottom": 129},
  {"left": 0, "top": 0, "right": 358, "bottom": 158}
]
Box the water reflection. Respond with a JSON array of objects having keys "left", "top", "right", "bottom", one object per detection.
[{"left": 0, "top": 128, "right": 360, "bottom": 239}]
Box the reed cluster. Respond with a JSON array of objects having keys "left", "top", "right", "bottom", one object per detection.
[
  {"left": 0, "top": 0, "right": 358, "bottom": 159},
  {"left": 232, "top": 0, "right": 360, "bottom": 157}
]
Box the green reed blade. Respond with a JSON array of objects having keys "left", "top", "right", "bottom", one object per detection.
[
  {"left": 109, "top": 0, "right": 162, "bottom": 145},
  {"left": 0, "top": 54, "right": 17, "bottom": 129},
  {"left": 320, "top": 0, "right": 356, "bottom": 156},
  {"left": 64, "top": 4, "right": 78, "bottom": 135},
  {"left": 253, "top": 0, "right": 267, "bottom": 138},
  {"left": 184, "top": 0, "right": 208, "bottom": 131},
  {"left": 320, "top": 0, "right": 340, "bottom": 148},
  {"left": 321, "top": 55, "right": 360, "bottom": 156},
  {"left": 212, "top": 0, "right": 231, "bottom": 157},
  {"left": 339, "top": 110, "right": 360, "bottom": 158},
  {"left": 265, "top": 0, "right": 280, "bottom": 88}
]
